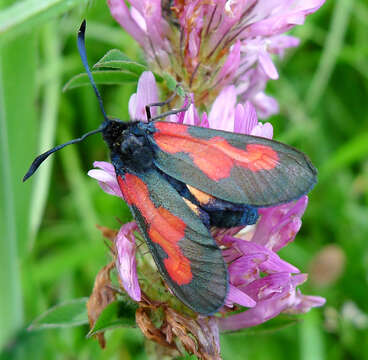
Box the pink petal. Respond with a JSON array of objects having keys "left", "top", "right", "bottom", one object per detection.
[
  {"left": 182, "top": 95, "right": 201, "bottom": 126},
  {"left": 225, "top": 284, "right": 256, "bottom": 308},
  {"left": 247, "top": 1, "right": 326, "bottom": 37},
  {"left": 88, "top": 161, "right": 122, "bottom": 198},
  {"left": 130, "top": 6, "right": 147, "bottom": 31},
  {"left": 219, "top": 291, "right": 290, "bottom": 330},
  {"left": 134, "top": 0, "right": 170, "bottom": 50},
  {"left": 128, "top": 93, "right": 138, "bottom": 120},
  {"left": 258, "top": 51, "right": 279, "bottom": 80},
  {"left": 208, "top": 86, "right": 237, "bottom": 131},
  {"left": 227, "top": 253, "right": 267, "bottom": 286},
  {"left": 254, "top": 196, "right": 308, "bottom": 251},
  {"left": 219, "top": 273, "right": 307, "bottom": 331},
  {"left": 284, "top": 290, "right": 326, "bottom": 314},
  {"left": 129, "top": 71, "right": 159, "bottom": 121},
  {"left": 269, "top": 35, "right": 300, "bottom": 57},
  {"left": 251, "top": 91, "right": 279, "bottom": 119},
  {"left": 92, "top": 161, "right": 115, "bottom": 176},
  {"left": 115, "top": 222, "right": 141, "bottom": 301},
  {"left": 234, "top": 102, "right": 258, "bottom": 135},
  {"left": 251, "top": 122, "right": 273, "bottom": 139},
  {"left": 217, "top": 40, "right": 241, "bottom": 86},
  {"left": 224, "top": 238, "right": 300, "bottom": 274},
  {"left": 107, "top": 0, "right": 147, "bottom": 46}
]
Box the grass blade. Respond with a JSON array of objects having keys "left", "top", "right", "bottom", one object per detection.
[
  {"left": 306, "top": 0, "right": 353, "bottom": 110},
  {"left": 58, "top": 123, "right": 100, "bottom": 238},
  {"left": 0, "top": 53, "right": 23, "bottom": 353},
  {"left": 28, "top": 23, "right": 61, "bottom": 251},
  {"left": 0, "top": 0, "right": 86, "bottom": 43},
  {"left": 0, "top": 31, "right": 39, "bottom": 349},
  {"left": 299, "top": 312, "right": 325, "bottom": 360}
]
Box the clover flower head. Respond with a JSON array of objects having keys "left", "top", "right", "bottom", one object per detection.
[{"left": 108, "top": 0, "right": 325, "bottom": 115}]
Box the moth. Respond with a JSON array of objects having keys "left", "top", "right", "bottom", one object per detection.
[{"left": 24, "top": 21, "right": 317, "bottom": 315}]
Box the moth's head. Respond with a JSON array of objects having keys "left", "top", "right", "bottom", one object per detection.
[{"left": 101, "top": 119, "right": 130, "bottom": 149}]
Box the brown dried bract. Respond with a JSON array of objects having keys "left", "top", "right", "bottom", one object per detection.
[
  {"left": 165, "top": 308, "right": 221, "bottom": 360},
  {"left": 96, "top": 224, "right": 118, "bottom": 241},
  {"left": 136, "top": 306, "right": 176, "bottom": 350},
  {"left": 87, "top": 262, "right": 116, "bottom": 348},
  {"left": 135, "top": 297, "right": 221, "bottom": 360}
]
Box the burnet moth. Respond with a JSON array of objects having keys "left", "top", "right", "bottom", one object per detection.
[{"left": 24, "top": 21, "right": 317, "bottom": 315}]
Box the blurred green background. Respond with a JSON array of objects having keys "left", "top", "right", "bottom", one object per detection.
[{"left": 1, "top": 0, "right": 367, "bottom": 359}]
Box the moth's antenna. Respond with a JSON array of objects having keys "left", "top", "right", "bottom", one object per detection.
[
  {"left": 23, "top": 20, "right": 108, "bottom": 182},
  {"left": 23, "top": 128, "right": 103, "bottom": 182},
  {"left": 78, "top": 20, "right": 109, "bottom": 123}
]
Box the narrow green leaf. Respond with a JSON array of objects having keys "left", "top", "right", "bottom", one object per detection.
[
  {"left": 63, "top": 71, "right": 139, "bottom": 91},
  {"left": 29, "top": 298, "right": 88, "bottom": 330},
  {"left": 57, "top": 124, "right": 100, "bottom": 239},
  {"left": 94, "top": 49, "right": 147, "bottom": 75},
  {"left": 306, "top": 0, "right": 353, "bottom": 110},
  {"left": 223, "top": 315, "right": 301, "bottom": 336},
  {"left": 0, "top": 0, "right": 87, "bottom": 44},
  {"left": 28, "top": 23, "right": 61, "bottom": 251},
  {"left": 87, "top": 300, "right": 138, "bottom": 336},
  {"left": 299, "top": 311, "right": 325, "bottom": 360}
]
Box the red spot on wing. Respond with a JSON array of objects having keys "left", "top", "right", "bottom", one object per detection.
[
  {"left": 154, "top": 123, "right": 279, "bottom": 181},
  {"left": 118, "top": 173, "right": 192, "bottom": 285}
]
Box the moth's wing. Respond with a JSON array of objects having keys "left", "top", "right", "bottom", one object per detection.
[
  {"left": 150, "top": 121, "right": 317, "bottom": 206},
  {"left": 117, "top": 169, "right": 228, "bottom": 315}
]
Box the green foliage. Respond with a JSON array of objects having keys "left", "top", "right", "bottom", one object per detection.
[
  {"left": 87, "top": 300, "right": 138, "bottom": 337},
  {"left": 0, "top": 0, "right": 87, "bottom": 44},
  {"left": 29, "top": 298, "right": 88, "bottom": 330},
  {"left": 1, "top": 0, "right": 368, "bottom": 359},
  {"left": 94, "top": 49, "right": 147, "bottom": 74},
  {"left": 63, "top": 70, "right": 139, "bottom": 91}
]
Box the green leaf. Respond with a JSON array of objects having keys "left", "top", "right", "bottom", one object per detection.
[
  {"left": 63, "top": 70, "right": 139, "bottom": 91},
  {"left": 223, "top": 315, "right": 301, "bottom": 336},
  {"left": 0, "top": 0, "right": 87, "bottom": 44},
  {"left": 28, "top": 298, "right": 88, "bottom": 330},
  {"left": 94, "top": 49, "right": 147, "bottom": 75},
  {"left": 87, "top": 300, "right": 138, "bottom": 337}
]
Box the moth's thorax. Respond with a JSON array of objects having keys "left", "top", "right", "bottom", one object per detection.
[{"left": 103, "top": 120, "right": 155, "bottom": 173}]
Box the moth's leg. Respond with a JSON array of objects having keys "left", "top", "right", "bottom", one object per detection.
[
  {"left": 145, "top": 86, "right": 179, "bottom": 121},
  {"left": 148, "top": 92, "right": 192, "bottom": 122}
]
